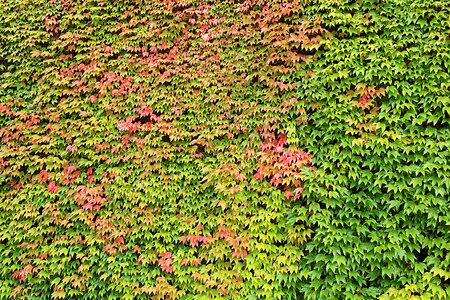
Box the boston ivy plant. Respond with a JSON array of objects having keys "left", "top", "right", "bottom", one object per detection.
[{"left": 0, "top": 0, "right": 449, "bottom": 299}]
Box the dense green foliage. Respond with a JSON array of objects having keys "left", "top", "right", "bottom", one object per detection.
[
  {"left": 290, "top": 1, "right": 450, "bottom": 299},
  {"left": 1, "top": 0, "right": 449, "bottom": 299}
]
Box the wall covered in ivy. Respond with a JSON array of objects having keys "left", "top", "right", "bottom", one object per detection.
[{"left": 1, "top": 0, "right": 449, "bottom": 299}]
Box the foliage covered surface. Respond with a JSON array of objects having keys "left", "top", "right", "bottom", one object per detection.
[{"left": 1, "top": 0, "right": 449, "bottom": 299}]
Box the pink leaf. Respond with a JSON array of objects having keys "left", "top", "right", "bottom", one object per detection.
[{"left": 47, "top": 181, "right": 59, "bottom": 193}]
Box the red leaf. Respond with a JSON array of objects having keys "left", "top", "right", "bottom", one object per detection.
[
  {"left": 158, "top": 252, "right": 174, "bottom": 273},
  {"left": 66, "top": 145, "right": 78, "bottom": 152},
  {"left": 47, "top": 181, "right": 59, "bottom": 193},
  {"left": 16, "top": 181, "right": 23, "bottom": 190},
  {"left": 12, "top": 265, "right": 33, "bottom": 283},
  {"left": 82, "top": 203, "right": 93, "bottom": 210}
]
